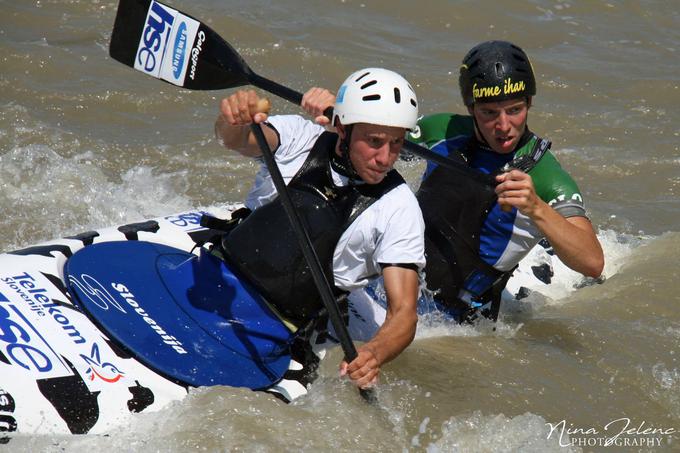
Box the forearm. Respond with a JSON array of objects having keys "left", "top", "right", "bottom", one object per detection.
[
  {"left": 214, "top": 115, "right": 259, "bottom": 156},
  {"left": 530, "top": 201, "right": 604, "bottom": 277},
  {"left": 363, "top": 267, "right": 418, "bottom": 365}
]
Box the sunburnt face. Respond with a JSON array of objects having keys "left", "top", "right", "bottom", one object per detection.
[
  {"left": 339, "top": 123, "right": 406, "bottom": 184},
  {"left": 470, "top": 98, "right": 530, "bottom": 154}
]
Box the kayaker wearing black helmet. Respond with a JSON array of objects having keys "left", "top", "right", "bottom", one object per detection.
[{"left": 412, "top": 40, "right": 604, "bottom": 321}]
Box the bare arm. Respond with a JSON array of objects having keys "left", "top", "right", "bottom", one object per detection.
[
  {"left": 496, "top": 169, "right": 604, "bottom": 277},
  {"left": 341, "top": 265, "right": 419, "bottom": 388},
  {"left": 300, "top": 87, "right": 336, "bottom": 126},
  {"left": 214, "top": 89, "right": 278, "bottom": 157}
]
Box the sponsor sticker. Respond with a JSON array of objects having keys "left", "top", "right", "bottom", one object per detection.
[
  {"left": 165, "top": 211, "right": 206, "bottom": 230},
  {"left": 80, "top": 342, "right": 125, "bottom": 384},
  {"left": 133, "top": 0, "right": 200, "bottom": 86},
  {"left": 0, "top": 388, "right": 18, "bottom": 440},
  {"left": 159, "top": 15, "right": 200, "bottom": 85},
  {"left": 0, "top": 287, "right": 72, "bottom": 379}
]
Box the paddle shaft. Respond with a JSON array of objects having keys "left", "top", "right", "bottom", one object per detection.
[{"left": 250, "top": 123, "right": 376, "bottom": 403}]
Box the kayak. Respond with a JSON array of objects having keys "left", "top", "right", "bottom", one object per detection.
[
  {"left": 0, "top": 210, "right": 331, "bottom": 436},
  {"left": 0, "top": 208, "right": 554, "bottom": 437}
]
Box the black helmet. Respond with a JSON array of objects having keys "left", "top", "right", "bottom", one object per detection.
[{"left": 459, "top": 40, "right": 536, "bottom": 106}]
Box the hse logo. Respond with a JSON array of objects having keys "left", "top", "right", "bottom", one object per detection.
[
  {"left": 472, "top": 77, "right": 527, "bottom": 100},
  {"left": 134, "top": 0, "right": 200, "bottom": 85},
  {"left": 0, "top": 290, "right": 71, "bottom": 378},
  {"left": 135, "top": 0, "right": 175, "bottom": 75},
  {"left": 2, "top": 273, "right": 86, "bottom": 345},
  {"left": 80, "top": 342, "right": 125, "bottom": 384}
]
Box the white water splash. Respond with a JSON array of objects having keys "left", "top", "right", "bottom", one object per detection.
[{"left": 425, "top": 411, "right": 580, "bottom": 453}]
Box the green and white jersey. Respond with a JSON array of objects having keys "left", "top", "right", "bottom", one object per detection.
[{"left": 411, "top": 113, "right": 587, "bottom": 271}]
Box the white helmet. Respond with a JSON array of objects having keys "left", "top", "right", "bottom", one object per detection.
[{"left": 333, "top": 68, "right": 418, "bottom": 131}]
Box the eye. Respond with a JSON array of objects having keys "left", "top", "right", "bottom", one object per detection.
[{"left": 368, "top": 137, "right": 383, "bottom": 147}]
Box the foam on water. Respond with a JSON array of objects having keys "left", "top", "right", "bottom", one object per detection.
[
  {"left": 508, "top": 229, "right": 643, "bottom": 303},
  {"left": 0, "top": 143, "right": 195, "bottom": 251},
  {"left": 423, "top": 411, "right": 579, "bottom": 453},
  {"left": 412, "top": 228, "right": 644, "bottom": 343}
]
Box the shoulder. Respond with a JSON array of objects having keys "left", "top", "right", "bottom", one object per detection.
[
  {"left": 266, "top": 115, "right": 325, "bottom": 140},
  {"left": 368, "top": 182, "right": 425, "bottom": 267},
  {"left": 266, "top": 115, "right": 325, "bottom": 160},
  {"left": 373, "top": 183, "right": 424, "bottom": 225},
  {"left": 409, "top": 113, "right": 474, "bottom": 147},
  {"left": 530, "top": 150, "right": 587, "bottom": 215}
]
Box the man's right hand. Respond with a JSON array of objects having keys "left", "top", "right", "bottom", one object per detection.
[
  {"left": 339, "top": 344, "right": 380, "bottom": 389},
  {"left": 215, "top": 89, "right": 277, "bottom": 158}
]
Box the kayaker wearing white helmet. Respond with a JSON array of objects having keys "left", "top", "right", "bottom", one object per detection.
[{"left": 215, "top": 68, "right": 425, "bottom": 389}]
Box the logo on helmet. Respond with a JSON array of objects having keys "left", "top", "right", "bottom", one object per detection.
[
  {"left": 503, "top": 78, "right": 526, "bottom": 96},
  {"left": 472, "top": 78, "right": 527, "bottom": 100},
  {"left": 336, "top": 85, "right": 347, "bottom": 104},
  {"left": 472, "top": 83, "right": 501, "bottom": 100}
]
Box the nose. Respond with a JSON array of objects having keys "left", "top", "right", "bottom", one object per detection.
[
  {"left": 374, "top": 142, "right": 392, "bottom": 167},
  {"left": 496, "top": 111, "right": 511, "bottom": 133}
]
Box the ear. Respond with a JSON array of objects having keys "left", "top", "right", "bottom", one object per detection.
[{"left": 335, "top": 121, "right": 346, "bottom": 139}]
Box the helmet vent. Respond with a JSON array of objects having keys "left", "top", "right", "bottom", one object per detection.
[
  {"left": 393, "top": 87, "right": 401, "bottom": 103},
  {"left": 494, "top": 62, "right": 504, "bottom": 77},
  {"left": 355, "top": 71, "right": 370, "bottom": 82},
  {"left": 361, "top": 80, "right": 378, "bottom": 89},
  {"left": 512, "top": 53, "right": 526, "bottom": 63},
  {"left": 410, "top": 99, "right": 417, "bottom": 107},
  {"left": 362, "top": 94, "right": 381, "bottom": 101}
]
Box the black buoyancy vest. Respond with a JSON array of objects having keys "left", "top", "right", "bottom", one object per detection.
[
  {"left": 221, "top": 131, "right": 405, "bottom": 327},
  {"left": 417, "top": 134, "right": 550, "bottom": 321}
]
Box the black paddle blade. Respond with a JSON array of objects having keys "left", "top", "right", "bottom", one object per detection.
[{"left": 109, "top": 0, "right": 253, "bottom": 90}]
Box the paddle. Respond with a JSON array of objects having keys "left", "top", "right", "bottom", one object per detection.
[
  {"left": 110, "top": 0, "right": 376, "bottom": 402},
  {"left": 109, "top": 0, "right": 495, "bottom": 185}
]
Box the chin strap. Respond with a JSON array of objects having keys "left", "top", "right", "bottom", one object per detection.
[{"left": 332, "top": 124, "right": 362, "bottom": 182}]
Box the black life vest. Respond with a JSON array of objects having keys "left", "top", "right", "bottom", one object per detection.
[
  {"left": 221, "top": 131, "right": 404, "bottom": 327},
  {"left": 417, "top": 134, "right": 550, "bottom": 321}
]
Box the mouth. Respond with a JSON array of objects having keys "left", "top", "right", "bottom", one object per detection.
[
  {"left": 367, "top": 168, "right": 388, "bottom": 180},
  {"left": 495, "top": 135, "right": 515, "bottom": 148}
]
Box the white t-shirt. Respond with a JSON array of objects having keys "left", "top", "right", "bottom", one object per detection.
[{"left": 244, "top": 115, "right": 425, "bottom": 292}]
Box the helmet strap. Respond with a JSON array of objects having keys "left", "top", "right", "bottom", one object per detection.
[
  {"left": 471, "top": 114, "right": 492, "bottom": 149},
  {"left": 333, "top": 124, "right": 361, "bottom": 182}
]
